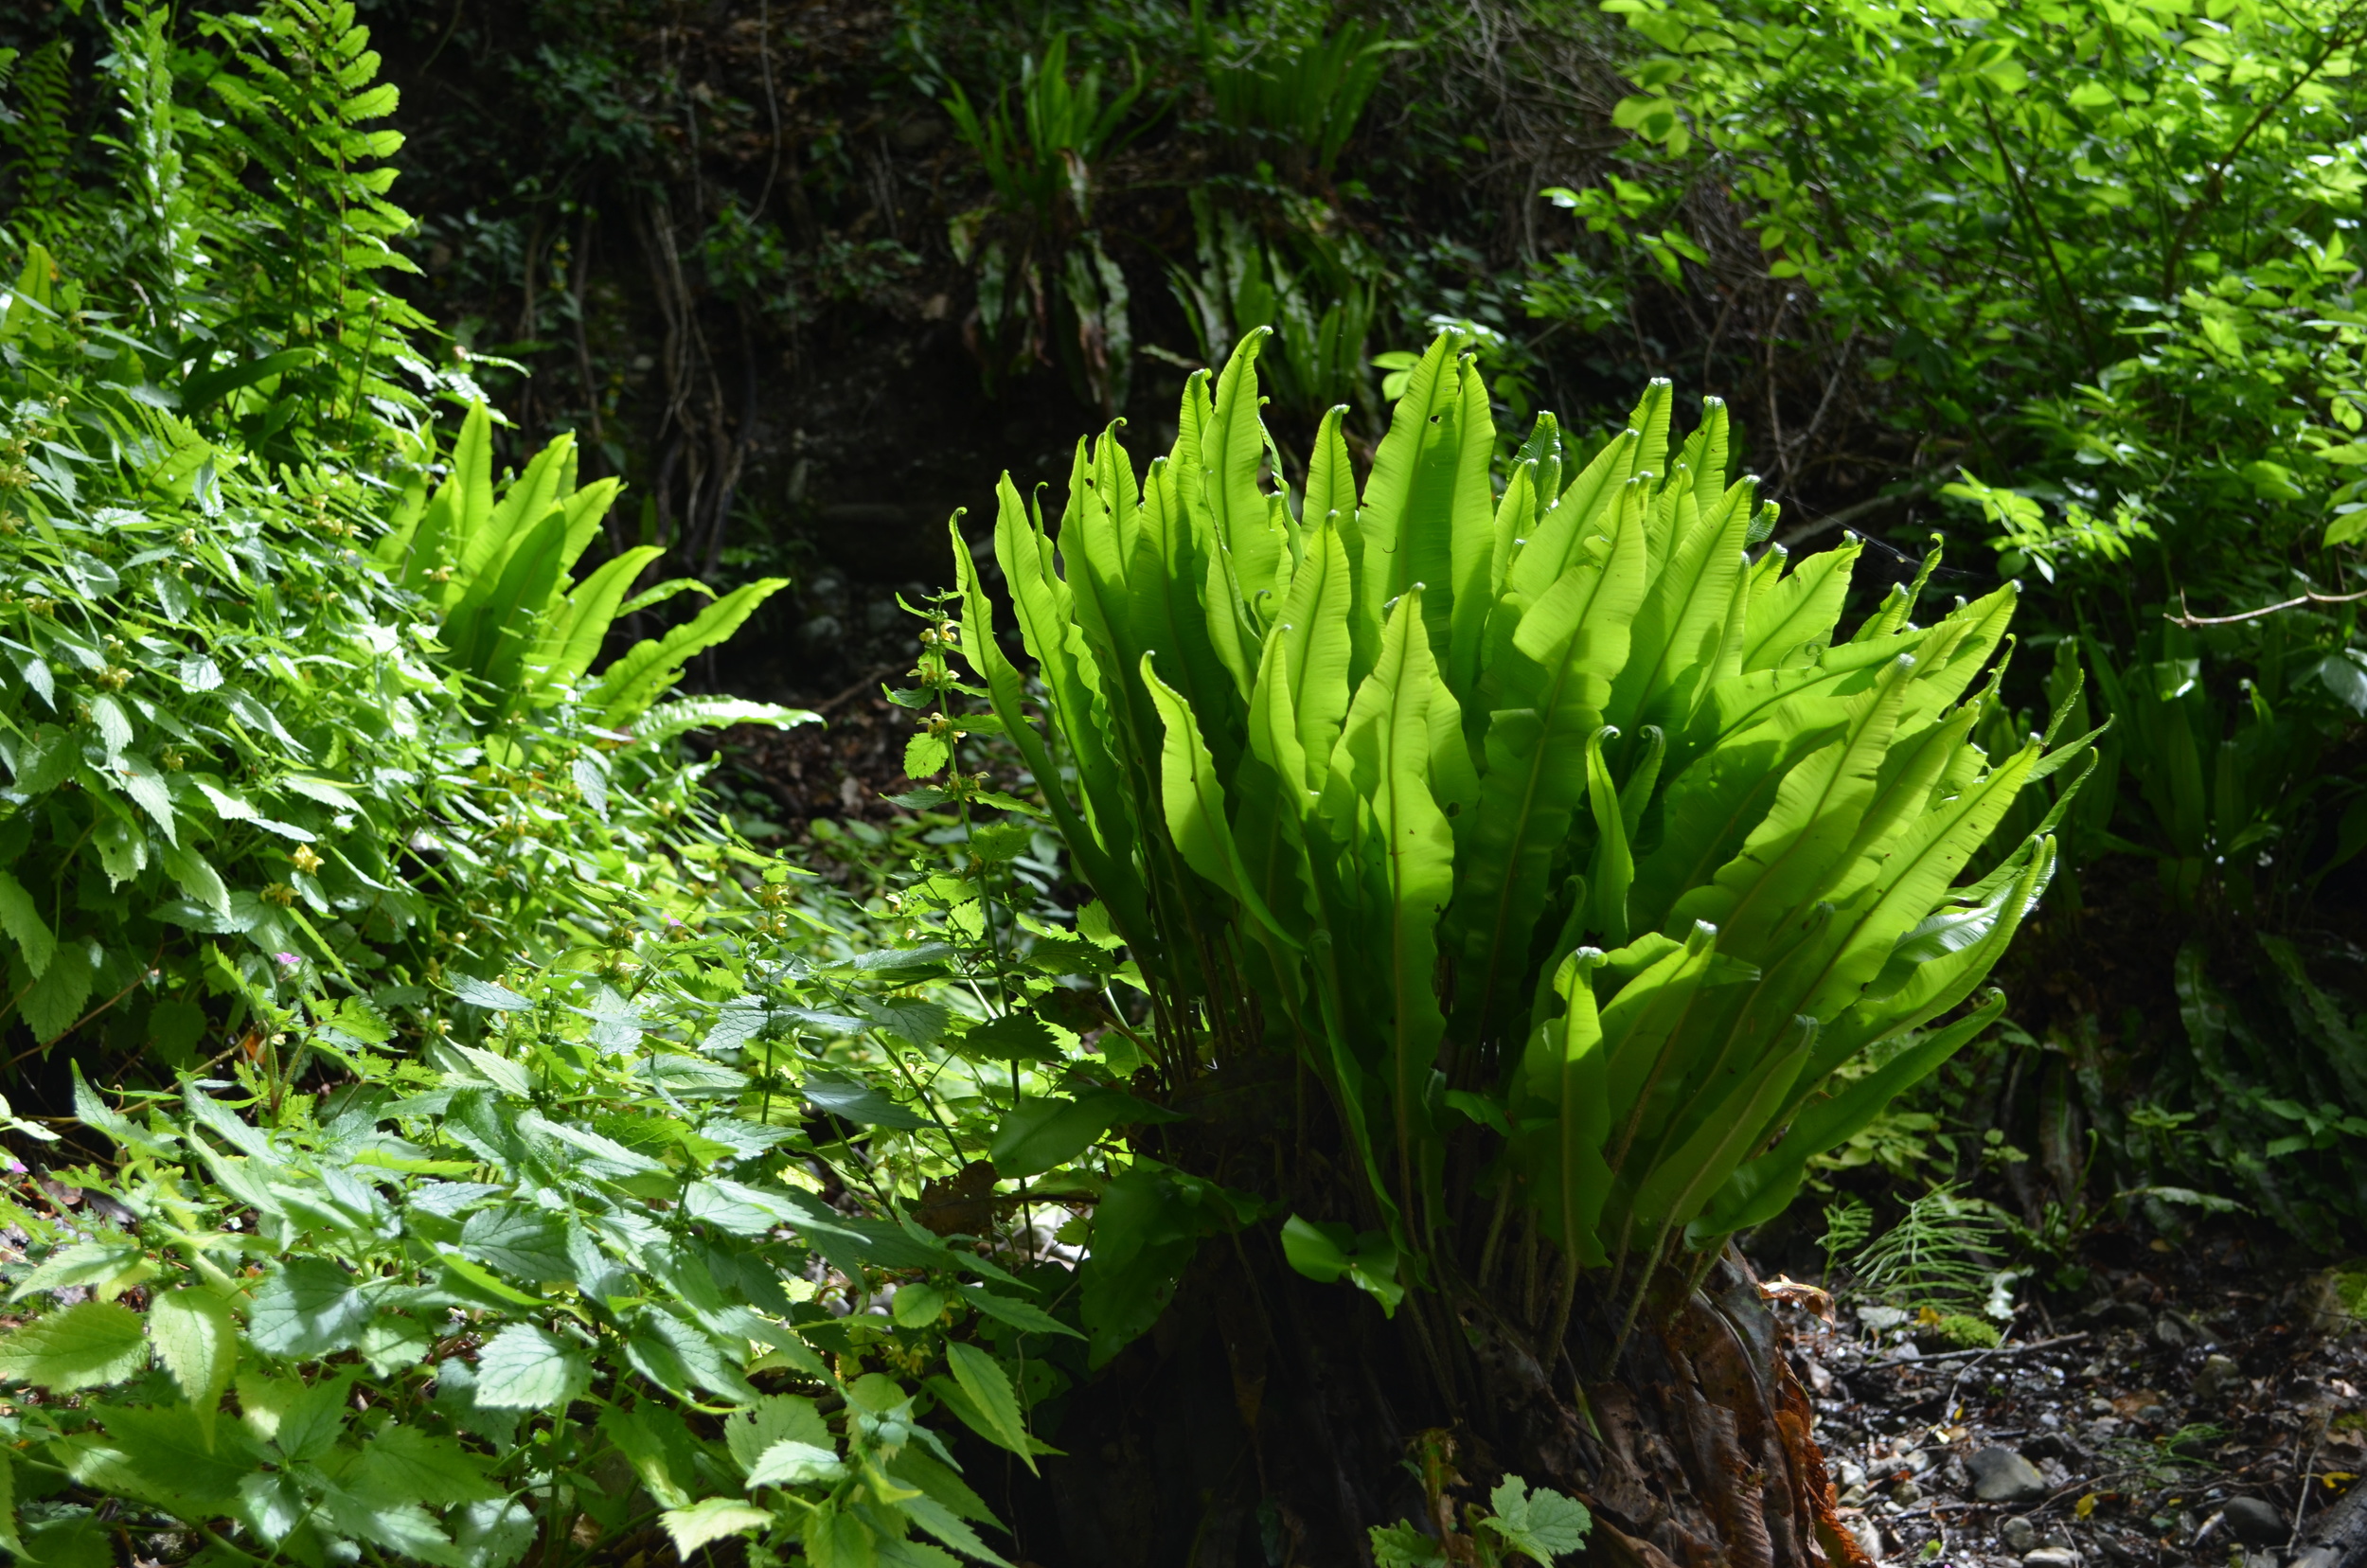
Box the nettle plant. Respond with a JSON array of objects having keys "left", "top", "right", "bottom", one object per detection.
[
  {"left": 956, "top": 328, "right": 2092, "bottom": 1364},
  {"left": 0, "top": 949, "right": 1050, "bottom": 1568}
]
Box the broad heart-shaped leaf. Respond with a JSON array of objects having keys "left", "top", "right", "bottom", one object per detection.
[
  {"left": 67, "top": 1403, "right": 260, "bottom": 1520},
  {"left": 989, "top": 1089, "right": 1163, "bottom": 1178},
  {"left": 724, "top": 1395, "right": 830, "bottom": 1472},
  {"left": 0, "top": 1299, "right": 147, "bottom": 1390},
  {"left": 247, "top": 1257, "right": 372, "bottom": 1357},
  {"left": 472, "top": 1323, "right": 592, "bottom": 1410},
  {"left": 627, "top": 1306, "right": 757, "bottom": 1403},
  {"left": 460, "top": 1207, "right": 572, "bottom": 1283},
  {"left": 351, "top": 1423, "right": 504, "bottom": 1506}
]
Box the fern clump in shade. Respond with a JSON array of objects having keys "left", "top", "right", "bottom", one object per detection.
[
  {"left": 956, "top": 327, "right": 2094, "bottom": 1351},
  {"left": 376, "top": 404, "right": 796, "bottom": 736}
]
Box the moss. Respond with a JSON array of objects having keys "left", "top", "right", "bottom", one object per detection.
[{"left": 1929, "top": 1313, "right": 2002, "bottom": 1349}]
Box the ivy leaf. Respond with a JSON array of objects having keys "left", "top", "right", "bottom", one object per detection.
[
  {"left": 472, "top": 1324, "right": 592, "bottom": 1411},
  {"left": 0, "top": 1300, "right": 149, "bottom": 1390}
]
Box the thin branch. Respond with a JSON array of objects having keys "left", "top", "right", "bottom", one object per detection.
[
  {"left": 2161, "top": 6, "right": 2367, "bottom": 295},
  {"left": 1978, "top": 95, "right": 2100, "bottom": 380},
  {"left": 2164, "top": 585, "right": 2367, "bottom": 626},
  {"left": 1773, "top": 475, "right": 1939, "bottom": 548}
]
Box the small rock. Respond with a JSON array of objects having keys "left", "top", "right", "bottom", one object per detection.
[
  {"left": 2024, "top": 1550, "right": 2080, "bottom": 1568},
  {"left": 2000, "top": 1517, "right": 2038, "bottom": 1553},
  {"left": 1847, "top": 1516, "right": 1885, "bottom": 1563},
  {"left": 2222, "top": 1497, "right": 2287, "bottom": 1546},
  {"left": 2075, "top": 1297, "right": 2151, "bottom": 1330},
  {"left": 1891, "top": 1479, "right": 1922, "bottom": 1507},
  {"left": 2192, "top": 1353, "right": 2242, "bottom": 1403},
  {"left": 1967, "top": 1446, "right": 2049, "bottom": 1504},
  {"left": 1859, "top": 1305, "right": 1911, "bottom": 1333},
  {"left": 1834, "top": 1460, "right": 1868, "bottom": 1491}
]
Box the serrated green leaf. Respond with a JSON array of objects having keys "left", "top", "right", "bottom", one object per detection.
[
  {"left": 662, "top": 1499, "right": 774, "bottom": 1557},
  {"left": 148, "top": 1288, "right": 236, "bottom": 1438},
  {"left": 247, "top": 1257, "right": 371, "bottom": 1357},
  {"left": 472, "top": 1323, "right": 591, "bottom": 1410},
  {"left": 0, "top": 1300, "right": 148, "bottom": 1390},
  {"left": 944, "top": 1342, "right": 1038, "bottom": 1473}
]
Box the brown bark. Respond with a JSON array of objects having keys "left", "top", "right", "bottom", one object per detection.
[{"left": 978, "top": 1240, "right": 1869, "bottom": 1568}]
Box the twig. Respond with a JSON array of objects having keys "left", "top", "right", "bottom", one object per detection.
[
  {"left": 2164, "top": 586, "right": 2367, "bottom": 627},
  {"left": 806, "top": 664, "right": 907, "bottom": 717},
  {"left": 1871, "top": 1330, "right": 2089, "bottom": 1367},
  {"left": 1774, "top": 478, "right": 1938, "bottom": 548}
]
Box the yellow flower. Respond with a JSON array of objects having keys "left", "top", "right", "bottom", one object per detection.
[{"left": 291, "top": 845, "right": 323, "bottom": 876}]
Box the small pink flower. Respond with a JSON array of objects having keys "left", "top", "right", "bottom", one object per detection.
[{"left": 273, "top": 952, "right": 301, "bottom": 970}]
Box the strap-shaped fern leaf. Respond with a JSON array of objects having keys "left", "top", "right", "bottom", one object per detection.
[{"left": 956, "top": 330, "right": 2091, "bottom": 1309}]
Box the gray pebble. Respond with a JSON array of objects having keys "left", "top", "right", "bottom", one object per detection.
[
  {"left": 2222, "top": 1496, "right": 2287, "bottom": 1546},
  {"left": 2191, "top": 1352, "right": 2241, "bottom": 1404},
  {"left": 1967, "top": 1446, "right": 2049, "bottom": 1505}
]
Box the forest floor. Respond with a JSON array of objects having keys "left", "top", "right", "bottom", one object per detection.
[{"left": 1777, "top": 1229, "right": 2367, "bottom": 1568}]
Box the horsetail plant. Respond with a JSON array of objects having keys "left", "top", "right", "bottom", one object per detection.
[{"left": 954, "top": 328, "right": 2093, "bottom": 1368}]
